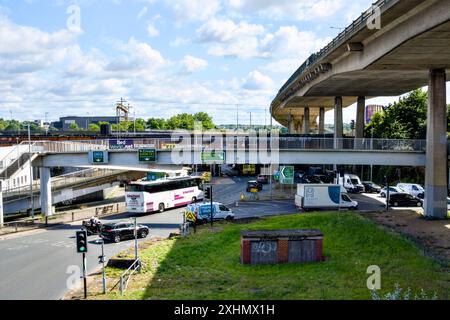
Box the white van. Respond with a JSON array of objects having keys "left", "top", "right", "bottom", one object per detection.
[
  {"left": 339, "top": 174, "right": 365, "bottom": 193},
  {"left": 396, "top": 183, "right": 425, "bottom": 199},
  {"left": 186, "top": 202, "right": 235, "bottom": 223}
]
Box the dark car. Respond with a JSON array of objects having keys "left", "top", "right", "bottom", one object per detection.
[
  {"left": 247, "top": 180, "right": 263, "bottom": 192},
  {"left": 101, "top": 222, "right": 149, "bottom": 243},
  {"left": 256, "top": 174, "right": 269, "bottom": 184},
  {"left": 389, "top": 193, "right": 423, "bottom": 208},
  {"left": 362, "top": 181, "right": 382, "bottom": 193}
]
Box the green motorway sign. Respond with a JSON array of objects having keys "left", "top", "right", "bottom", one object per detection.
[
  {"left": 280, "top": 166, "right": 294, "bottom": 185},
  {"left": 89, "top": 151, "right": 108, "bottom": 164},
  {"left": 201, "top": 151, "right": 225, "bottom": 162},
  {"left": 138, "top": 148, "right": 157, "bottom": 162}
]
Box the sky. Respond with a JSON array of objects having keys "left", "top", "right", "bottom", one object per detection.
[{"left": 0, "top": 0, "right": 448, "bottom": 126}]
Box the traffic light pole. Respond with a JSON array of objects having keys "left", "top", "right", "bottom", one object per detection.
[{"left": 83, "top": 252, "right": 87, "bottom": 299}]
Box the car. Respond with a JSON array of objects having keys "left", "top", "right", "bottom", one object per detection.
[
  {"left": 396, "top": 183, "right": 425, "bottom": 199},
  {"left": 101, "top": 222, "right": 149, "bottom": 243},
  {"left": 186, "top": 202, "right": 234, "bottom": 223},
  {"left": 362, "top": 181, "right": 382, "bottom": 193},
  {"left": 247, "top": 180, "right": 263, "bottom": 192},
  {"left": 380, "top": 186, "right": 404, "bottom": 198},
  {"left": 256, "top": 174, "right": 269, "bottom": 184},
  {"left": 389, "top": 193, "right": 423, "bottom": 208}
]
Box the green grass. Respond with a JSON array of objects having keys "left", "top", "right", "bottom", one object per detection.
[{"left": 99, "top": 212, "right": 449, "bottom": 300}]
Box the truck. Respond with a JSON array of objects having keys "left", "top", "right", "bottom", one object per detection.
[
  {"left": 339, "top": 174, "right": 365, "bottom": 193},
  {"left": 295, "top": 184, "right": 358, "bottom": 211}
]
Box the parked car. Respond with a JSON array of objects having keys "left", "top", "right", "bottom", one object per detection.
[
  {"left": 362, "top": 181, "right": 382, "bottom": 194},
  {"left": 247, "top": 180, "right": 263, "bottom": 192},
  {"left": 389, "top": 193, "right": 423, "bottom": 208},
  {"left": 396, "top": 183, "right": 425, "bottom": 199},
  {"left": 256, "top": 174, "right": 269, "bottom": 184},
  {"left": 380, "top": 186, "right": 404, "bottom": 198},
  {"left": 101, "top": 222, "right": 149, "bottom": 243},
  {"left": 186, "top": 202, "right": 234, "bottom": 223}
]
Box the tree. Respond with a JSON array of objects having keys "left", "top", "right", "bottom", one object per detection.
[
  {"left": 194, "top": 112, "right": 215, "bottom": 129},
  {"left": 366, "top": 89, "right": 428, "bottom": 139},
  {"left": 69, "top": 123, "right": 81, "bottom": 131},
  {"left": 147, "top": 118, "right": 167, "bottom": 130},
  {"left": 88, "top": 123, "right": 100, "bottom": 132}
]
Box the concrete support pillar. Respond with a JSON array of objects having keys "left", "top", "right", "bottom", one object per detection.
[
  {"left": 40, "top": 167, "right": 53, "bottom": 217},
  {"left": 425, "top": 69, "right": 447, "bottom": 219},
  {"left": 319, "top": 107, "right": 325, "bottom": 135},
  {"left": 356, "top": 96, "right": 365, "bottom": 139},
  {"left": 0, "top": 181, "right": 3, "bottom": 227},
  {"left": 303, "top": 108, "right": 310, "bottom": 135},
  {"left": 334, "top": 97, "right": 343, "bottom": 149}
]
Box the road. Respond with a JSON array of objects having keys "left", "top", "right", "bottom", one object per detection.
[
  {"left": 0, "top": 177, "right": 294, "bottom": 300},
  {"left": 0, "top": 177, "right": 420, "bottom": 300}
]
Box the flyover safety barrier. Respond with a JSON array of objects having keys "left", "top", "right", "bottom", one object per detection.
[
  {"left": 25, "top": 137, "right": 427, "bottom": 153},
  {"left": 277, "top": 0, "right": 396, "bottom": 95},
  {"left": 2, "top": 167, "right": 126, "bottom": 202}
]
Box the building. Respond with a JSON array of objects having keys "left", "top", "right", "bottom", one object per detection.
[{"left": 56, "top": 116, "right": 134, "bottom": 131}]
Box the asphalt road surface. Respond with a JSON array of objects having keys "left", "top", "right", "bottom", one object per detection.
[{"left": 0, "top": 178, "right": 410, "bottom": 300}]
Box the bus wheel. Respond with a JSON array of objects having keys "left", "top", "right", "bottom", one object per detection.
[
  {"left": 191, "top": 197, "right": 197, "bottom": 204},
  {"left": 158, "top": 203, "right": 165, "bottom": 213}
]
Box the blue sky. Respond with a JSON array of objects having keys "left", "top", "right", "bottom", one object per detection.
[{"left": 0, "top": 0, "right": 448, "bottom": 126}]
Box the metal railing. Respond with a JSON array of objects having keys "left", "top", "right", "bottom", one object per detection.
[
  {"left": 277, "top": 0, "right": 397, "bottom": 95},
  {"left": 119, "top": 258, "right": 141, "bottom": 296},
  {"left": 27, "top": 137, "right": 427, "bottom": 153}
]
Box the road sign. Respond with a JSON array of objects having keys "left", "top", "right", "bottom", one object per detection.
[
  {"left": 138, "top": 148, "right": 157, "bottom": 162},
  {"left": 89, "top": 151, "right": 108, "bottom": 164},
  {"left": 280, "top": 166, "right": 294, "bottom": 185},
  {"left": 201, "top": 151, "right": 225, "bottom": 162},
  {"left": 185, "top": 211, "right": 197, "bottom": 223}
]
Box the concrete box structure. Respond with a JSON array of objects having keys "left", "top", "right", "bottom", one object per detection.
[{"left": 240, "top": 230, "right": 324, "bottom": 265}]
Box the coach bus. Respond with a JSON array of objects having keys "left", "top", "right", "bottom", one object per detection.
[{"left": 125, "top": 177, "right": 204, "bottom": 213}]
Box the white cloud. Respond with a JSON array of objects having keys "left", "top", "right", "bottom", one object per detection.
[
  {"left": 106, "top": 38, "right": 165, "bottom": 74},
  {"left": 227, "top": 0, "right": 344, "bottom": 20},
  {"left": 170, "top": 37, "right": 190, "bottom": 47},
  {"left": 196, "top": 18, "right": 264, "bottom": 43},
  {"left": 137, "top": 7, "right": 148, "bottom": 20},
  {"left": 147, "top": 23, "right": 159, "bottom": 37},
  {"left": 180, "top": 55, "right": 208, "bottom": 73},
  {"left": 166, "top": 0, "right": 221, "bottom": 24},
  {"left": 242, "top": 70, "right": 273, "bottom": 91}
]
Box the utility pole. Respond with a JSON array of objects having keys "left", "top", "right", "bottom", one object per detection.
[{"left": 236, "top": 104, "right": 239, "bottom": 132}]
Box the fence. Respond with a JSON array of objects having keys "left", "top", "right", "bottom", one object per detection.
[
  {"left": 119, "top": 258, "right": 141, "bottom": 296},
  {"left": 26, "top": 137, "right": 428, "bottom": 154}
]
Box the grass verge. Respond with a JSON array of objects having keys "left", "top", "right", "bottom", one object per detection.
[{"left": 88, "top": 212, "right": 449, "bottom": 300}]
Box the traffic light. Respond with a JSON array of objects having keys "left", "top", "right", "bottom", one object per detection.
[
  {"left": 350, "top": 120, "right": 356, "bottom": 131},
  {"left": 204, "top": 187, "right": 212, "bottom": 200},
  {"left": 76, "top": 231, "right": 88, "bottom": 253}
]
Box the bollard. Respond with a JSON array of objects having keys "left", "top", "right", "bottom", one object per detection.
[{"left": 119, "top": 276, "right": 124, "bottom": 296}]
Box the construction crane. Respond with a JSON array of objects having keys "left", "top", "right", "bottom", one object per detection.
[{"left": 116, "top": 98, "right": 131, "bottom": 123}]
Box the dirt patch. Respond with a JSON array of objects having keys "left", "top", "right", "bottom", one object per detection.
[{"left": 365, "top": 210, "right": 450, "bottom": 262}]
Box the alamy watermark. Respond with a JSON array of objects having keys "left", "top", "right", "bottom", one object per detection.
[
  {"left": 366, "top": 5, "right": 381, "bottom": 30},
  {"left": 170, "top": 122, "right": 280, "bottom": 167},
  {"left": 67, "top": 4, "right": 81, "bottom": 32},
  {"left": 367, "top": 265, "right": 381, "bottom": 290}
]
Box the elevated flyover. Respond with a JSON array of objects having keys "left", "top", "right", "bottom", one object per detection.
[{"left": 270, "top": 0, "right": 450, "bottom": 219}]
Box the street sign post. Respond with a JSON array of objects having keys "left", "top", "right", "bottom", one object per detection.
[
  {"left": 138, "top": 148, "right": 157, "bottom": 162},
  {"left": 280, "top": 166, "right": 295, "bottom": 185}
]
